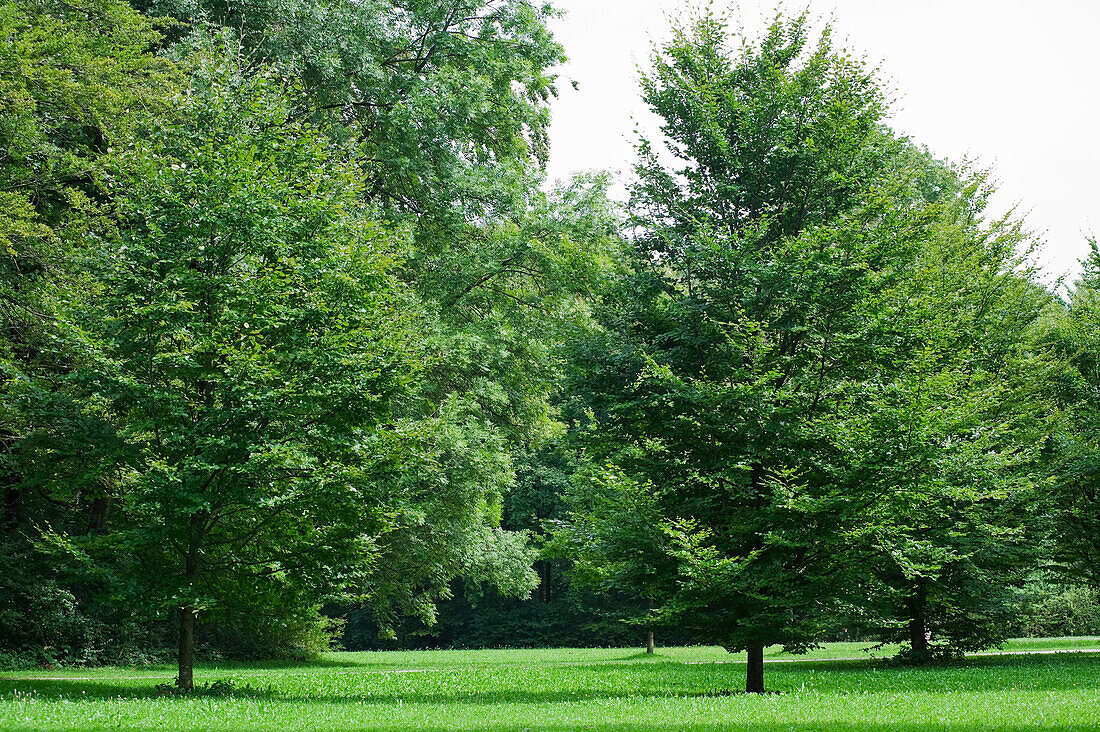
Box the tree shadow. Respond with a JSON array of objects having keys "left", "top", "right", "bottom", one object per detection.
[
  {"left": 453, "top": 725, "right": 1088, "bottom": 732},
  {"left": 610, "top": 651, "right": 677, "bottom": 662},
  {"left": 199, "top": 656, "right": 369, "bottom": 671},
  {"left": 0, "top": 678, "right": 278, "bottom": 701},
  {"left": 2, "top": 652, "right": 1098, "bottom": 708}
]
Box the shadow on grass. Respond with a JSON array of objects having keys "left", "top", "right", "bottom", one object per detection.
[
  {"left": 611, "top": 651, "right": 676, "bottom": 662},
  {"left": 3, "top": 652, "right": 1100, "bottom": 709},
  {"left": 0, "top": 679, "right": 277, "bottom": 701},
  {"left": 452, "top": 725, "right": 1090, "bottom": 732},
  {"left": 199, "top": 656, "right": 369, "bottom": 671}
]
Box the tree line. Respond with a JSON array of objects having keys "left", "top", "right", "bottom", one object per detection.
[{"left": 1, "top": 0, "right": 1097, "bottom": 694}]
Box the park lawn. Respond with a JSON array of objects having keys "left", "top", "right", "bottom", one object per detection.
[{"left": 1, "top": 641, "right": 1099, "bottom": 730}]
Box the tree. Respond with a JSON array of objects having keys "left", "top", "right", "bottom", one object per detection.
[
  {"left": 1046, "top": 240, "right": 1100, "bottom": 589},
  {"left": 551, "top": 465, "right": 679, "bottom": 654},
  {"left": 827, "top": 157, "right": 1056, "bottom": 658},
  {"left": 1, "top": 0, "right": 171, "bottom": 530},
  {"left": 561, "top": 11, "right": 913, "bottom": 693},
  {"left": 0, "top": 0, "right": 178, "bottom": 666},
  {"left": 55, "top": 53, "right": 428, "bottom": 689},
  {"left": 125, "top": 3, "right": 614, "bottom": 634}
]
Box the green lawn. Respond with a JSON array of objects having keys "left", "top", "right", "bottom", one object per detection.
[{"left": 2, "top": 639, "right": 1099, "bottom": 730}]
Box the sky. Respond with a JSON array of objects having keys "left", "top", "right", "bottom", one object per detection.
[{"left": 543, "top": 0, "right": 1100, "bottom": 287}]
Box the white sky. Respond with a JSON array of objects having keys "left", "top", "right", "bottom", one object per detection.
[{"left": 544, "top": 0, "right": 1100, "bottom": 287}]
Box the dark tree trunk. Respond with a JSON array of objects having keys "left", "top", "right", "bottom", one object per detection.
[
  {"left": 2, "top": 485, "right": 21, "bottom": 530},
  {"left": 1, "top": 432, "right": 21, "bottom": 530},
  {"left": 750, "top": 462, "right": 766, "bottom": 508},
  {"left": 177, "top": 606, "right": 195, "bottom": 691},
  {"left": 88, "top": 495, "right": 111, "bottom": 534},
  {"left": 746, "top": 643, "right": 765, "bottom": 693},
  {"left": 909, "top": 616, "right": 929, "bottom": 656},
  {"left": 645, "top": 598, "right": 655, "bottom": 654},
  {"left": 539, "top": 561, "right": 551, "bottom": 603},
  {"left": 908, "top": 586, "right": 930, "bottom": 659},
  {"left": 177, "top": 518, "right": 202, "bottom": 691}
]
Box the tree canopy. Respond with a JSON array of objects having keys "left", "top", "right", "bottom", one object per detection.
[
  {"left": 0, "top": 0, "right": 1091, "bottom": 698},
  {"left": 554, "top": 10, "right": 1056, "bottom": 693}
]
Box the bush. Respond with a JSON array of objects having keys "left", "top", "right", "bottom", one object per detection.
[
  {"left": 196, "top": 608, "right": 344, "bottom": 661},
  {"left": 1013, "top": 581, "right": 1100, "bottom": 637},
  {"left": 0, "top": 538, "right": 174, "bottom": 669}
]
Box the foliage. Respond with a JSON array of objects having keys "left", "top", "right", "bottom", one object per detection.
[
  {"left": 2, "top": 0, "right": 621, "bottom": 669},
  {"left": 0, "top": 0, "right": 1086, "bottom": 677},
  {"left": 556, "top": 9, "right": 1058, "bottom": 689},
  {"left": 339, "top": 443, "right": 681, "bottom": 651},
  {"left": 1044, "top": 240, "right": 1100, "bottom": 588},
  {"left": 558, "top": 10, "right": 913, "bottom": 691},
  {"left": 0, "top": 0, "right": 178, "bottom": 670},
  {"left": 130, "top": 0, "right": 583, "bottom": 493},
  {"left": 1011, "top": 578, "right": 1100, "bottom": 638},
  {"left": 828, "top": 156, "right": 1056, "bottom": 659},
  {"left": 0, "top": 0, "right": 173, "bottom": 375},
  {"left": 128, "top": 2, "right": 621, "bottom": 640},
  {"left": 45, "top": 51, "right": 426, "bottom": 687}
]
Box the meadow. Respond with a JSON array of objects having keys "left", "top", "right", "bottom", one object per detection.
[{"left": 2, "top": 639, "right": 1100, "bottom": 731}]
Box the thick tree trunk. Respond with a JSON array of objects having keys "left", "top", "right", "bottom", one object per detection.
[
  {"left": 746, "top": 643, "right": 765, "bottom": 694},
  {"left": 88, "top": 495, "right": 111, "bottom": 533},
  {"left": 908, "top": 587, "right": 930, "bottom": 659},
  {"left": 177, "top": 606, "right": 195, "bottom": 691},
  {"left": 909, "top": 616, "right": 929, "bottom": 656}
]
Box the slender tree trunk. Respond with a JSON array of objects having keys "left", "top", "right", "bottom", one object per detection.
[
  {"left": 745, "top": 463, "right": 767, "bottom": 693},
  {"left": 746, "top": 643, "right": 765, "bottom": 694},
  {"left": 177, "top": 605, "right": 195, "bottom": 691},
  {"left": 2, "top": 434, "right": 21, "bottom": 530},
  {"left": 2, "top": 485, "right": 20, "bottom": 530},
  {"left": 645, "top": 598, "right": 655, "bottom": 654},
  {"left": 177, "top": 518, "right": 202, "bottom": 691},
  {"left": 540, "top": 561, "right": 551, "bottom": 603}
]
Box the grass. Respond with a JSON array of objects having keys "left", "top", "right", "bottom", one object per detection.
[{"left": 2, "top": 639, "right": 1099, "bottom": 730}]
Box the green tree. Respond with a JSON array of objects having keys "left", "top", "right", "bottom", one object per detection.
[
  {"left": 57, "top": 55, "right": 429, "bottom": 689},
  {"left": 127, "top": 4, "right": 614, "bottom": 632},
  {"left": 828, "top": 159, "right": 1055, "bottom": 658},
  {"left": 1047, "top": 240, "right": 1100, "bottom": 589},
  {"left": 561, "top": 11, "right": 913, "bottom": 693},
  {"left": 0, "top": 0, "right": 177, "bottom": 666},
  {"left": 551, "top": 465, "right": 679, "bottom": 654},
  {"left": 1, "top": 0, "right": 172, "bottom": 531}
]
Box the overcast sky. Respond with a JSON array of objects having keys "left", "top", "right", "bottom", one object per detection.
[{"left": 543, "top": 0, "right": 1100, "bottom": 286}]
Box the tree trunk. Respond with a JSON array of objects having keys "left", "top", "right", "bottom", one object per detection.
[
  {"left": 909, "top": 616, "right": 929, "bottom": 656},
  {"left": 908, "top": 587, "right": 930, "bottom": 659},
  {"left": 177, "top": 519, "right": 202, "bottom": 691},
  {"left": 1, "top": 434, "right": 21, "bottom": 530},
  {"left": 746, "top": 643, "right": 765, "bottom": 693},
  {"left": 88, "top": 495, "right": 111, "bottom": 534},
  {"left": 645, "top": 597, "right": 655, "bottom": 654},
  {"left": 539, "top": 561, "right": 551, "bottom": 603},
  {"left": 2, "top": 485, "right": 20, "bottom": 530},
  {"left": 177, "top": 606, "right": 195, "bottom": 691}
]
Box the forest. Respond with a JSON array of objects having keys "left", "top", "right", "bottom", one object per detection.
[{"left": 2, "top": 0, "right": 1099, "bottom": 697}]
